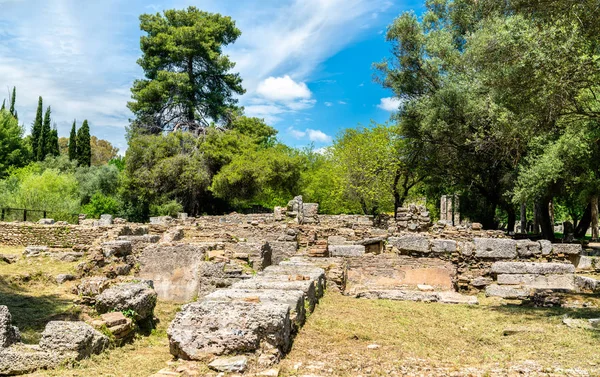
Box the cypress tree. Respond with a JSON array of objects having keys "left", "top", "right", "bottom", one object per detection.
[
  {"left": 38, "top": 106, "right": 52, "bottom": 160},
  {"left": 31, "top": 97, "right": 43, "bottom": 161},
  {"left": 1, "top": 99, "right": 5, "bottom": 111},
  {"left": 47, "top": 125, "right": 60, "bottom": 157},
  {"left": 9, "top": 87, "right": 16, "bottom": 117},
  {"left": 68, "top": 120, "right": 77, "bottom": 161},
  {"left": 77, "top": 119, "right": 91, "bottom": 167}
]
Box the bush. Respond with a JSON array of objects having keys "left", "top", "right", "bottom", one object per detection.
[
  {"left": 81, "top": 193, "right": 122, "bottom": 218},
  {"left": 150, "top": 199, "right": 183, "bottom": 217}
]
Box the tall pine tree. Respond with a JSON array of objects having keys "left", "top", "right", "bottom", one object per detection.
[
  {"left": 68, "top": 120, "right": 77, "bottom": 161},
  {"left": 38, "top": 106, "right": 52, "bottom": 160},
  {"left": 31, "top": 97, "right": 43, "bottom": 161},
  {"left": 77, "top": 120, "right": 91, "bottom": 167}
]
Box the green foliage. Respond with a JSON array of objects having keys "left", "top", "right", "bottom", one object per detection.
[
  {"left": 38, "top": 106, "right": 52, "bottom": 160},
  {"left": 0, "top": 110, "right": 29, "bottom": 178},
  {"left": 31, "top": 97, "right": 43, "bottom": 161},
  {"left": 128, "top": 6, "right": 245, "bottom": 134},
  {"left": 68, "top": 120, "right": 77, "bottom": 161},
  {"left": 9, "top": 87, "right": 16, "bottom": 119},
  {"left": 75, "top": 164, "right": 120, "bottom": 205},
  {"left": 77, "top": 120, "right": 91, "bottom": 167},
  {"left": 81, "top": 193, "right": 122, "bottom": 218},
  {"left": 150, "top": 199, "right": 183, "bottom": 217}
]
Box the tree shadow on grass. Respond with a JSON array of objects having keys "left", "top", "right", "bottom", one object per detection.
[{"left": 0, "top": 276, "right": 78, "bottom": 343}]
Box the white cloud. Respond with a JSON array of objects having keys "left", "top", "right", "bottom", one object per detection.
[
  {"left": 324, "top": 102, "right": 333, "bottom": 107},
  {"left": 377, "top": 97, "right": 402, "bottom": 112},
  {"left": 338, "top": 100, "right": 347, "bottom": 105},
  {"left": 256, "top": 75, "right": 311, "bottom": 102},
  {"left": 288, "top": 127, "right": 332, "bottom": 143}
]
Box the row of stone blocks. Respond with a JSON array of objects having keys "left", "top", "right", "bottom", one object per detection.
[
  {"left": 389, "top": 235, "right": 583, "bottom": 258},
  {"left": 167, "top": 258, "right": 326, "bottom": 371}
]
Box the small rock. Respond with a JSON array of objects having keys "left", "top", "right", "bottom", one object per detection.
[
  {"left": 100, "top": 312, "right": 128, "bottom": 327},
  {"left": 38, "top": 218, "right": 55, "bottom": 225},
  {"left": 367, "top": 344, "right": 381, "bottom": 350},
  {"left": 417, "top": 284, "right": 434, "bottom": 292},
  {"left": 208, "top": 356, "right": 248, "bottom": 373},
  {"left": 55, "top": 274, "right": 76, "bottom": 284},
  {"left": 257, "top": 368, "right": 280, "bottom": 376}
]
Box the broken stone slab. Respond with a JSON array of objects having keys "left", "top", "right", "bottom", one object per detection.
[
  {"left": 0, "top": 305, "right": 21, "bottom": 348},
  {"left": 261, "top": 265, "right": 326, "bottom": 298},
  {"left": 75, "top": 276, "right": 110, "bottom": 297},
  {"left": 232, "top": 279, "right": 317, "bottom": 311},
  {"left": 355, "top": 290, "right": 439, "bottom": 302},
  {"left": 491, "top": 262, "right": 575, "bottom": 275},
  {"left": 437, "top": 291, "right": 479, "bottom": 305},
  {"left": 0, "top": 344, "right": 66, "bottom": 375},
  {"left": 551, "top": 243, "right": 582, "bottom": 255},
  {"left": 23, "top": 245, "right": 48, "bottom": 257},
  {"left": 208, "top": 355, "right": 248, "bottom": 373},
  {"left": 39, "top": 321, "right": 109, "bottom": 360},
  {"left": 473, "top": 238, "right": 517, "bottom": 259},
  {"left": 575, "top": 276, "right": 599, "bottom": 292},
  {"left": 204, "top": 288, "right": 306, "bottom": 329},
  {"left": 496, "top": 274, "right": 575, "bottom": 290},
  {"left": 168, "top": 300, "right": 292, "bottom": 359},
  {"left": 388, "top": 235, "right": 430, "bottom": 254},
  {"left": 485, "top": 284, "right": 530, "bottom": 299},
  {"left": 327, "top": 245, "right": 365, "bottom": 257},
  {"left": 55, "top": 274, "right": 76, "bottom": 284},
  {"left": 516, "top": 240, "right": 541, "bottom": 257},
  {"left": 101, "top": 240, "right": 132, "bottom": 258},
  {"left": 430, "top": 239, "right": 457, "bottom": 254},
  {"left": 95, "top": 282, "right": 157, "bottom": 321}
]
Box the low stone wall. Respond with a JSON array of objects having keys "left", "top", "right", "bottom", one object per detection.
[{"left": 0, "top": 222, "right": 107, "bottom": 248}]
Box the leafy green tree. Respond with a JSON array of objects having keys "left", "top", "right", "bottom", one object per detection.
[
  {"left": 68, "top": 120, "right": 77, "bottom": 161},
  {"left": 90, "top": 136, "right": 119, "bottom": 166},
  {"left": 77, "top": 120, "right": 92, "bottom": 167},
  {"left": 31, "top": 97, "right": 43, "bottom": 161},
  {"left": 81, "top": 193, "right": 122, "bottom": 218},
  {"left": 0, "top": 110, "right": 29, "bottom": 177},
  {"left": 128, "top": 6, "right": 245, "bottom": 135}
]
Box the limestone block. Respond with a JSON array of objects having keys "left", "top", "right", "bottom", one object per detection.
[
  {"left": 388, "top": 235, "right": 430, "bottom": 254},
  {"left": 496, "top": 274, "right": 575, "bottom": 290},
  {"left": 95, "top": 282, "right": 157, "bottom": 321},
  {"left": 551, "top": 243, "right": 582, "bottom": 255},
  {"left": 437, "top": 291, "right": 478, "bottom": 305},
  {"left": 101, "top": 240, "right": 132, "bottom": 258},
  {"left": 574, "top": 255, "right": 598, "bottom": 271},
  {"left": 75, "top": 276, "right": 110, "bottom": 297},
  {"left": 516, "top": 240, "right": 541, "bottom": 257},
  {"left": 327, "top": 236, "right": 347, "bottom": 245},
  {"left": 209, "top": 356, "right": 248, "bottom": 373},
  {"left": 458, "top": 241, "right": 475, "bottom": 256},
  {"left": 168, "top": 301, "right": 292, "bottom": 359},
  {"left": 491, "top": 262, "right": 575, "bottom": 275},
  {"left": 23, "top": 245, "right": 48, "bottom": 257},
  {"left": 474, "top": 238, "right": 517, "bottom": 259},
  {"left": 430, "top": 239, "right": 457, "bottom": 254},
  {"left": 0, "top": 306, "right": 20, "bottom": 348},
  {"left": 575, "top": 276, "right": 599, "bottom": 292},
  {"left": 328, "top": 245, "right": 365, "bottom": 257},
  {"left": 99, "top": 214, "right": 113, "bottom": 226},
  {"left": 261, "top": 265, "right": 326, "bottom": 298},
  {"left": 268, "top": 241, "right": 298, "bottom": 265},
  {"left": 485, "top": 284, "right": 530, "bottom": 299},
  {"left": 232, "top": 278, "right": 317, "bottom": 311},
  {"left": 39, "top": 321, "right": 108, "bottom": 360},
  {"left": 539, "top": 240, "right": 552, "bottom": 256},
  {"left": 0, "top": 344, "right": 65, "bottom": 375}
]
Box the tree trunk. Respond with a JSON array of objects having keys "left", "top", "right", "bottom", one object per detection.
[
  {"left": 549, "top": 199, "right": 555, "bottom": 228},
  {"left": 575, "top": 204, "right": 592, "bottom": 239},
  {"left": 533, "top": 204, "right": 540, "bottom": 234},
  {"left": 507, "top": 205, "right": 516, "bottom": 235},
  {"left": 536, "top": 197, "right": 555, "bottom": 241},
  {"left": 592, "top": 195, "right": 599, "bottom": 240},
  {"left": 392, "top": 169, "right": 402, "bottom": 218},
  {"left": 520, "top": 202, "right": 526, "bottom": 234}
]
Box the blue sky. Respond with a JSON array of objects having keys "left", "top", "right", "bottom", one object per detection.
[{"left": 0, "top": 0, "right": 423, "bottom": 153}]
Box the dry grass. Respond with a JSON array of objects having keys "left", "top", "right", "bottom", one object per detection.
[
  {"left": 0, "top": 246, "right": 78, "bottom": 277},
  {"left": 279, "top": 292, "right": 600, "bottom": 376}
]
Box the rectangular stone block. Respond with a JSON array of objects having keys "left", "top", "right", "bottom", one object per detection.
[
  {"left": 430, "top": 239, "right": 457, "bottom": 254},
  {"left": 388, "top": 235, "right": 430, "bottom": 254},
  {"left": 551, "top": 243, "right": 582, "bottom": 255},
  {"left": 516, "top": 240, "right": 541, "bottom": 257},
  {"left": 261, "top": 265, "right": 326, "bottom": 298},
  {"left": 268, "top": 241, "right": 298, "bottom": 265},
  {"left": 328, "top": 245, "right": 365, "bottom": 257},
  {"left": 474, "top": 238, "right": 517, "bottom": 259},
  {"left": 232, "top": 278, "right": 317, "bottom": 311},
  {"left": 496, "top": 274, "right": 575, "bottom": 290},
  {"left": 491, "top": 262, "right": 575, "bottom": 275},
  {"left": 485, "top": 284, "right": 530, "bottom": 299}
]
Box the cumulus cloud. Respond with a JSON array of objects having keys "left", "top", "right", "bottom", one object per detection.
[
  {"left": 377, "top": 97, "right": 403, "bottom": 111},
  {"left": 256, "top": 75, "right": 311, "bottom": 102},
  {"left": 288, "top": 127, "right": 332, "bottom": 143},
  {"left": 324, "top": 102, "right": 333, "bottom": 107}
]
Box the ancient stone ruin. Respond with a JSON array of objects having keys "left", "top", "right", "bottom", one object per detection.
[{"left": 0, "top": 196, "right": 597, "bottom": 375}]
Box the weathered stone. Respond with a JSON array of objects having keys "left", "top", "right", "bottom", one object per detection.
[
  {"left": 23, "top": 245, "right": 48, "bottom": 257},
  {"left": 388, "top": 235, "right": 430, "bottom": 254},
  {"left": 328, "top": 235, "right": 347, "bottom": 245},
  {"left": 437, "top": 291, "right": 478, "bottom": 305},
  {"left": 50, "top": 251, "right": 84, "bottom": 262},
  {"left": 516, "top": 240, "right": 541, "bottom": 257},
  {"left": 575, "top": 276, "right": 599, "bottom": 292},
  {"left": 208, "top": 355, "right": 248, "bottom": 373},
  {"left": 491, "top": 262, "right": 575, "bottom": 275},
  {"left": 471, "top": 276, "right": 493, "bottom": 288},
  {"left": 539, "top": 240, "right": 552, "bottom": 256},
  {"left": 95, "top": 282, "right": 157, "bottom": 321},
  {"left": 0, "top": 344, "right": 65, "bottom": 375},
  {"left": 177, "top": 212, "right": 188, "bottom": 220},
  {"left": 99, "top": 214, "right": 113, "bottom": 226},
  {"left": 161, "top": 227, "right": 184, "bottom": 243},
  {"left": 485, "top": 284, "right": 530, "bottom": 299},
  {"left": 473, "top": 238, "right": 517, "bottom": 259},
  {"left": 101, "top": 240, "right": 132, "bottom": 258},
  {"left": 168, "top": 300, "right": 291, "bottom": 359},
  {"left": 458, "top": 241, "right": 475, "bottom": 256},
  {"left": 551, "top": 243, "right": 582, "bottom": 255},
  {"left": 100, "top": 312, "right": 128, "bottom": 327},
  {"left": 356, "top": 290, "right": 439, "bottom": 302},
  {"left": 38, "top": 218, "right": 55, "bottom": 225},
  {"left": 149, "top": 216, "right": 172, "bottom": 225},
  {"left": 232, "top": 279, "right": 317, "bottom": 311},
  {"left": 328, "top": 245, "right": 365, "bottom": 257},
  {"left": 0, "top": 253, "right": 17, "bottom": 264},
  {"left": 574, "top": 255, "right": 597, "bottom": 270},
  {"left": 55, "top": 274, "right": 76, "bottom": 284},
  {"left": 39, "top": 321, "right": 108, "bottom": 360},
  {"left": 75, "top": 276, "right": 110, "bottom": 297},
  {"left": 496, "top": 274, "right": 575, "bottom": 290},
  {"left": 261, "top": 265, "right": 326, "bottom": 298},
  {"left": 227, "top": 242, "right": 272, "bottom": 270},
  {"left": 471, "top": 222, "right": 483, "bottom": 230},
  {"left": 204, "top": 288, "right": 306, "bottom": 328},
  {"left": 430, "top": 239, "right": 457, "bottom": 254},
  {"left": 0, "top": 306, "right": 20, "bottom": 348}
]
